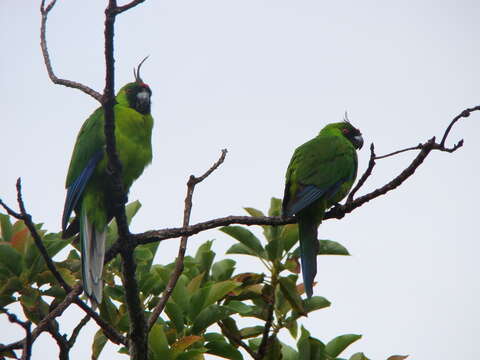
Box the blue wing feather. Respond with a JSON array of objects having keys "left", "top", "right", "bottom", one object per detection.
[
  {"left": 62, "top": 150, "right": 103, "bottom": 232},
  {"left": 287, "top": 179, "right": 345, "bottom": 216}
]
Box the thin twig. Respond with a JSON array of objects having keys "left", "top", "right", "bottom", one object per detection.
[
  {"left": 0, "top": 309, "right": 32, "bottom": 360},
  {"left": 16, "top": 178, "right": 72, "bottom": 292},
  {"left": 46, "top": 322, "right": 69, "bottom": 360},
  {"left": 256, "top": 287, "right": 275, "bottom": 359},
  {"left": 148, "top": 150, "right": 228, "bottom": 330},
  {"left": 218, "top": 321, "right": 258, "bottom": 359},
  {"left": 440, "top": 105, "right": 480, "bottom": 147},
  {"left": 113, "top": 0, "right": 147, "bottom": 14},
  {"left": 68, "top": 315, "right": 91, "bottom": 348},
  {"left": 40, "top": 0, "right": 103, "bottom": 102},
  {"left": 347, "top": 143, "right": 376, "bottom": 203},
  {"left": 374, "top": 144, "right": 423, "bottom": 160}
]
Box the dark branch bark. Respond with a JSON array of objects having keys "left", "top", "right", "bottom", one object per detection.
[
  {"left": 0, "top": 309, "right": 32, "bottom": 360},
  {"left": 147, "top": 150, "right": 227, "bottom": 330},
  {"left": 107, "top": 105, "right": 477, "bottom": 254},
  {"left": 256, "top": 285, "right": 275, "bottom": 359},
  {"left": 347, "top": 143, "right": 376, "bottom": 203},
  {"left": 103, "top": 1, "right": 148, "bottom": 358},
  {"left": 219, "top": 321, "right": 258, "bottom": 358},
  {"left": 68, "top": 315, "right": 91, "bottom": 348},
  {"left": 440, "top": 105, "right": 479, "bottom": 147},
  {"left": 114, "top": 0, "right": 147, "bottom": 14},
  {"left": 40, "top": 0, "right": 103, "bottom": 102}
]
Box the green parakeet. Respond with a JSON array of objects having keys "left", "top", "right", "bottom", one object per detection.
[
  {"left": 61, "top": 63, "right": 154, "bottom": 305},
  {"left": 282, "top": 120, "right": 363, "bottom": 298}
]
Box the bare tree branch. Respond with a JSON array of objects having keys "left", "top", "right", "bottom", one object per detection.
[
  {"left": 102, "top": 0, "right": 149, "bottom": 357},
  {"left": 40, "top": 0, "right": 103, "bottom": 102},
  {"left": 68, "top": 315, "right": 91, "bottom": 348},
  {"left": 0, "top": 285, "right": 82, "bottom": 353},
  {"left": 118, "top": 104, "right": 477, "bottom": 250},
  {"left": 256, "top": 285, "right": 275, "bottom": 359},
  {"left": 0, "top": 309, "right": 32, "bottom": 360},
  {"left": 148, "top": 150, "right": 227, "bottom": 330},
  {"left": 114, "top": 0, "right": 147, "bottom": 14},
  {"left": 440, "top": 104, "right": 479, "bottom": 147},
  {"left": 347, "top": 143, "right": 376, "bottom": 203}
]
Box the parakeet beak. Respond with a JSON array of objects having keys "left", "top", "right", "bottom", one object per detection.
[{"left": 353, "top": 135, "right": 364, "bottom": 150}]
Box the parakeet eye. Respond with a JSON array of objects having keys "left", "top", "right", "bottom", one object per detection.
[{"left": 342, "top": 128, "right": 350, "bottom": 135}]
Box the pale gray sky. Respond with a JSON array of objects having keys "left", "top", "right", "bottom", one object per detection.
[{"left": 1, "top": 1, "right": 479, "bottom": 359}]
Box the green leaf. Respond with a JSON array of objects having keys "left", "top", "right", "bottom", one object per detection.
[
  {"left": 243, "top": 207, "right": 265, "bottom": 218},
  {"left": 205, "top": 340, "right": 243, "bottom": 360},
  {"left": 20, "top": 289, "right": 49, "bottom": 324},
  {"left": 212, "top": 259, "right": 236, "bottom": 281},
  {"left": 268, "top": 198, "right": 283, "bottom": 217},
  {"left": 244, "top": 206, "right": 274, "bottom": 242},
  {"left": 206, "top": 280, "right": 241, "bottom": 306},
  {"left": 99, "top": 296, "right": 119, "bottom": 326},
  {"left": 92, "top": 329, "right": 107, "bottom": 360},
  {"left": 292, "top": 240, "right": 350, "bottom": 257},
  {"left": 349, "top": 353, "right": 370, "bottom": 360},
  {"left": 0, "top": 276, "right": 23, "bottom": 296},
  {"left": 176, "top": 350, "right": 206, "bottom": 360},
  {"left": 0, "top": 244, "right": 22, "bottom": 276},
  {"left": 297, "top": 326, "right": 311, "bottom": 360},
  {"left": 171, "top": 274, "right": 190, "bottom": 314},
  {"left": 0, "top": 294, "right": 15, "bottom": 307},
  {"left": 43, "top": 233, "right": 70, "bottom": 258},
  {"left": 0, "top": 214, "right": 13, "bottom": 242},
  {"left": 265, "top": 336, "right": 282, "bottom": 360},
  {"left": 319, "top": 240, "right": 350, "bottom": 256},
  {"left": 195, "top": 240, "right": 216, "bottom": 276},
  {"left": 171, "top": 336, "right": 203, "bottom": 358},
  {"left": 165, "top": 301, "right": 185, "bottom": 333},
  {"left": 135, "top": 246, "right": 154, "bottom": 262},
  {"left": 265, "top": 235, "right": 283, "bottom": 261},
  {"left": 149, "top": 324, "right": 171, "bottom": 360},
  {"left": 386, "top": 356, "right": 409, "bottom": 360},
  {"left": 325, "top": 334, "right": 362, "bottom": 358},
  {"left": 239, "top": 325, "right": 264, "bottom": 339},
  {"left": 297, "top": 326, "right": 326, "bottom": 360},
  {"left": 192, "top": 304, "right": 235, "bottom": 334},
  {"left": 226, "top": 243, "right": 258, "bottom": 258},
  {"left": 104, "top": 285, "right": 125, "bottom": 302},
  {"left": 107, "top": 201, "right": 142, "bottom": 244},
  {"left": 280, "top": 224, "right": 299, "bottom": 254},
  {"left": 187, "top": 272, "right": 206, "bottom": 294},
  {"left": 224, "top": 300, "right": 252, "bottom": 316},
  {"left": 220, "top": 226, "right": 265, "bottom": 256},
  {"left": 285, "top": 317, "right": 298, "bottom": 339},
  {"left": 279, "top": 276, "right": 306, "bottom": 315},
  {"left": 281, "top": 342, "right": 299, "bottom": 360},
  {"left": 304, "top": 296, "right": 331, "bottom": 314},
  {"left": 190, "top": 280, "right": 240, "bottom": 318}
]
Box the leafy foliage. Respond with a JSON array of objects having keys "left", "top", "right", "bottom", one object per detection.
[{"left": 0, "top": 200, "right": 405, "bottom": 359}]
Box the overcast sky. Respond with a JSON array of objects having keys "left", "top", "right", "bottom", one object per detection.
[{"left": 1, "top": 1, "right": 479, "bottom": 359}]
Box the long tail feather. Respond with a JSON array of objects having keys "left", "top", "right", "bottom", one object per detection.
[
  {"left": 298, "top": 216, "right": 319, "bottom": 298},
  {"left": 80, "top": 208, "right": 106, "bottom": 307}
]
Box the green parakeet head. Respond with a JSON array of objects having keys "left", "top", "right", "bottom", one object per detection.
[
  {"left": 322, "top": 119, "right": 364, "bottom": 150},
  {"left": 116, "top": 57, "right": 152, "bottom": 115}
]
